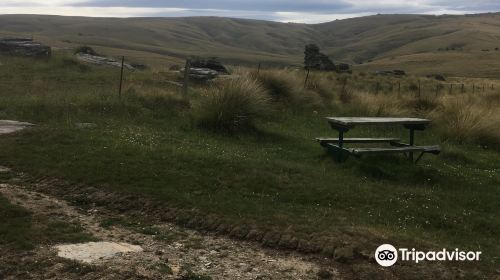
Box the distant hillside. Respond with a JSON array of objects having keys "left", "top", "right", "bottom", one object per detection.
[{"left": 1, "top": 13, "right": 500, "bottom": 77}]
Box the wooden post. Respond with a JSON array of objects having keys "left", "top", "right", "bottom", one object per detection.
[
  {"left": 183, "top": 59, "right": 191, "bottom": 96},
  {"left": 304, "top": 68, "right": 310, "bottom": 88},
  {"left": 398, "top": 82, "right": 401, "bottom": 96},
  {"left": 461, "top": 84, "right": 465, "bottom": 93},
  {"left": 118, "top": 56, "right": 125, "bottom": 99},
  {"left": 418, "top": 80, "right": 421, "bottom": 98},
  {"left": 472, "top": 84, "right": 475, "bottom": 94},
  {"left": 449, "top": 84, "right": 453, "bottom": 95},
  {"left": 409, "top": 128, "right": 415, "bottom": 162},
  {"left": 257, "top": 62, "right": 261, "bottom": 74}
]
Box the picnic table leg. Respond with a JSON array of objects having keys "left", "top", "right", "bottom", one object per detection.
[
  {"left": 409, "top": 128, "right": 415, "bottom": 162},
  {"left": 338, "top": 130, "right": 344, "bottom": 148}
]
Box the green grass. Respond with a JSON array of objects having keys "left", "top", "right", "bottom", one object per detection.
[
  {"left": 0, "top": 55, "right": 498, "bottom": 276},
  {"left": 0, "top": 194, "right": 94, "bottom": 250},
  {"left": 0, "top": 194, "right": 34, "bottom": 249}
]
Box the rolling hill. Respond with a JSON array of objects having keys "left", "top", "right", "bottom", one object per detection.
[{"left": 1, "top": 13, "right": 500, "bottom": 77}]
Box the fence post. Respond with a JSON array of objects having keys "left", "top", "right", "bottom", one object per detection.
[
  {"left": 257, "top": 62, "right": 261, "bottom": 74},
  {"left": 118, "top": 56, "right": 125, "bottom": 99},
  {"left": 304, "top": 68, "right": 310, "bottom": 88},
  {"left": 398, "top": 82, "right": 401, "bottom": 96},
  {"left": 418, "top": 80, "right": 421, "bottom": 98},
  {"left": 472, "top": 84, "right": 475, "bottom": 94},
  {"left": 183, "top": 59, "right": 191, "bottom": 96},
  {"left": 461, "top": 84, "right": 465, "bottom": 93}
]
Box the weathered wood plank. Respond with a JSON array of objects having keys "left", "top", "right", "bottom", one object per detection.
[
  {"left": 326, "top": 117, "right": 431, "bottom": 127},
  {"left": 351, "top": 145, "right": 440, "bottom": 155},
  {"left": 316, "top": 137, "right": 401, "bottom": 144}
]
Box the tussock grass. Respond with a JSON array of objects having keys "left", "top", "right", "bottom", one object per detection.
[
  {"left": 194, "top": 77, "right": 272, "bottom": 131},
  {"left": 252, "top": 70, "right": 323, "bottom": 109},
  {"left": 431, "top": 95, "right": 500, "bottom": 147}
]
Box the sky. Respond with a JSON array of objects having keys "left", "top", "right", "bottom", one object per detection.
[{"left": 1, "top": 0, "right": 500, "bottom": 23}]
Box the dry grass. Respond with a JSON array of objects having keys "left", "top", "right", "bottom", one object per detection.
[
  {"left": 194, "top": 77, "right": 272, "bottom": 131},
  {"left": 430, "top": 95, "right": 500, "bottom": 147},
  {"left": 252, "top": 70, "right": 323, "bottom": 109}
]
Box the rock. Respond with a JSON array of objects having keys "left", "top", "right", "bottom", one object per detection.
[
  {"left": 337, "top": 63, "right": 351, "bottom": 72},
  {"left": 76, "top": 53, "right": 135, "bottom": 70},
  {"left": 190, "top": 56, "right": 230, "bottom": 74},
  {"left": 0, "top": 120, "right": 34, "bottom": 135},
  {"left": 55, "top": 242, "right": 143, "bottom": 263},
  {"left": 0, "top": 38, "right": 51, "bottom": 58},
  {"left": 304, "top": 44, "right": 336, "bottom": 71},
  {"left": 130, "top": 63, "right": 147, "bottom": 70},
  {"left": 426, "top": 74, "right": 446, "bottom": 81},
  {"left": 182, "top": 67, "right": 219, "bottom": 80},
  {"left": 393, "top": 69, "right": 406, "bottom": 76}
]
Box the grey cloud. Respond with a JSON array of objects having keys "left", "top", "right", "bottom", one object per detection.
[{"left": 71, "top": 0, "right": 352, "bottom": 13}]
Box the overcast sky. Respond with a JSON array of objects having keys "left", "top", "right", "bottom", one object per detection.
[{"left": 1, "top": 0, "right": 500, "bottom": 23}]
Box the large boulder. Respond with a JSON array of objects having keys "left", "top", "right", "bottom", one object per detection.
[
  {"left": 181, "top": 67, "right": 219, "bottom": 80},
  {"left": 189, "top": 57, "right": 229, "bottom": 74},
  {"left": 76, "top": 53, "right": 135, "bottom": 70},
  {"left": 0, "top": 38, "right": 51, "bottom": 58}
]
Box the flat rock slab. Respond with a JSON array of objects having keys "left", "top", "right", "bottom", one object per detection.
[
  {"left": 55, "top": 242, "right": 143, "bottom": 263},
  {"left": 0, "top": 120, "right": 34, "bottom": 135}
]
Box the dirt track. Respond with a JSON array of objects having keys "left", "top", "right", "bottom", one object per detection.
[{"left": 0, "top": 173, "right": 338, "bottom": 279}]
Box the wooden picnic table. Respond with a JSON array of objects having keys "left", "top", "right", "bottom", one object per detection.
[{"left": 317, "top": 117, "right": 440, "bottom": 163}]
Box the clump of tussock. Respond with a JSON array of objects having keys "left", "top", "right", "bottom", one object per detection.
[
  {"left": 306, "top": 75, "right": 335, "bottom": 104},
  {"left": 431, "top": 95, "right": 500, "bottom": 147},
  {"left": 252, "top": 70, "right": 323, "bottom": 109},
  {"left": 342, "top": 91, "right": 409, "bottom": 117},
  {"left": 404, "top": 95, "right": 443, "bottom": 114},
  {"left": 194, "top": 77, "right": 272, "bottom": 131}
]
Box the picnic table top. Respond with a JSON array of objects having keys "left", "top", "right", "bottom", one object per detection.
[{"left": 326, "top": 117, "right": 431, "bottom": 127}]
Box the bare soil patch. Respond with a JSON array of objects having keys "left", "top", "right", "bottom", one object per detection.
[{"left": 0, "top": 172, "right": 340, "bottom": 279}]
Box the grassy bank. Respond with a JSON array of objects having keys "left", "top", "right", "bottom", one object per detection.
[{"left": 0, "top": 55, "right": 499, "bottom": 276}]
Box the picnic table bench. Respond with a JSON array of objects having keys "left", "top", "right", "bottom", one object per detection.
[{"left": 316, "top": 117, "right": 440, "bottom": 163}]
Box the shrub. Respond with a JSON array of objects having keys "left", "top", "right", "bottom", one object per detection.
[{"left": 194, "top": 77, "right": 271, "bottom": 131}]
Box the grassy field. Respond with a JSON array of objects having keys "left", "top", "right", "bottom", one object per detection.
[
  {"left": 2, "top": 13, "right": 500, "bottom": 77},
  {"left": 0, "top": 54, "right": 499, "bottom": 277}
]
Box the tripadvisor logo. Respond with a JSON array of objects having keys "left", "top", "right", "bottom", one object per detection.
[{"left": 375, "top": 244, "right": 482, "bottom": 267}]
